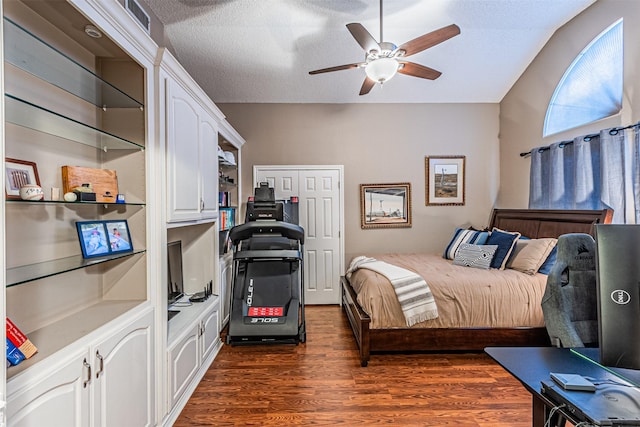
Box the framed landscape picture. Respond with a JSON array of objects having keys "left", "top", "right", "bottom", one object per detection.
[
  {"left": 425, "top": 155, "right": 465, "bottom": 206},
  {"left": 360, "top": 183, "right": 412, "bottom": 229}
]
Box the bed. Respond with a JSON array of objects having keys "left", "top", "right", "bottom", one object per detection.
[{"left": 342, "top": 208, "right": 613, "bottom": 366}]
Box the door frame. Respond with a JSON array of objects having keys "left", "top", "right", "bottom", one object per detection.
[{"left": 253, "top": 165, "right": 345, "bottom": 303}]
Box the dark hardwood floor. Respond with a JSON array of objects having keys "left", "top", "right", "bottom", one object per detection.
[{"left": 174, "top": 305, "right": 533, "bottom": 426}]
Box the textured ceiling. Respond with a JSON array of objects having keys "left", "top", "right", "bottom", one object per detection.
[{"left": 142, "top": 0, "right": 596, "bottom": 103}]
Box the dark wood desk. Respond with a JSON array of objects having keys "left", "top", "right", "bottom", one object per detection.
[{"left": 485, "top": 347, "right": 640, "bottom": 427}]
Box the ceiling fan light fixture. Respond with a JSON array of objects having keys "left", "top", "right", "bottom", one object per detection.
[{"left": 365, "top": 57, "right": 399, "bottom": 84}]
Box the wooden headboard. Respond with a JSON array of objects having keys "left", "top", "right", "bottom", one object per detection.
[{"left": 489, "top": 209, "right": 613, "bottom": 238}]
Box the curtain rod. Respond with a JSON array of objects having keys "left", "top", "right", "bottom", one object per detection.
[{"left": 519, "top": 121, "right": 640, "bottom": 158}]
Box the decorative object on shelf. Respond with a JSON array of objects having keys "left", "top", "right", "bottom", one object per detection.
[
  {"left": 63, "top": 191, "right": 78, "bottom": 202},
  {"left": 76, "top": 219, "right": 133, "bottom": 259},
  {"left": 50, "top": 187, "right": 60, "bottom": 201},
  {"left": 72, "top": 183, "right": 97, "bottom": 202},
  {"left": 62, "top": 165, "right": 118, "bottom": 203},
  {"left": 360, "top": 182, "right": 412, "bottom": 229},
  {"left": 116, "top": 193, "right": 125, "bottom": 203},
  {"left": 19, "top": 184, "right": 44, "bottom": 201},
  {"left": 425, "top": 155, "right": 466, "bottom": 206},
  {"left": 5, "top": 158, "right": 40, "bottom": 200}
]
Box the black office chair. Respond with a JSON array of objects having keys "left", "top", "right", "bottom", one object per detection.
[{"left": 541, "top": 233, "right": 599, "bottom": 348}]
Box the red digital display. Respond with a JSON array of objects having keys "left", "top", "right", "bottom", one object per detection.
[{"left": 248, "top": 307, "right": 284, "bottom": 317}]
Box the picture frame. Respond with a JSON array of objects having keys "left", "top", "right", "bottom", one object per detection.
[
  {"left": 5, "top": 158, "right": 40, "bottom": 200},
  {"left": 76, "top": 220, "right": 133, "bottom": 258},
  {"left": 76, "top": 221, "right": 110, "bottom": 258},
  {"left": 360, "top": 183, "right": 412, "bottom": 229},
  {"left": 104, "top": 220, "right": 133, "bottom": 254},
  {"left": 425, "top": 155, "right": 466, "bottom": 206}
]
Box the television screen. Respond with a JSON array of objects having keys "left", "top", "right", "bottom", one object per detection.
[{"left": 167, "top": 240, "right": 184, "bottom": 305}]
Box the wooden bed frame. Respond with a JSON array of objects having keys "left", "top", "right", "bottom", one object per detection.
[{"left": 342, "top": 208, "right": 613, "bottom": 366}]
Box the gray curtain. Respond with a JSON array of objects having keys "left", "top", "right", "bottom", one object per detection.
[
  {"left": 528, "top": 130, "right": 625, "bottom": 219},
  {"left": 634, "top": 128, "right": 640, "bottom": 223},
  {"left": 529, "top": 134, "right": 604, "bottom": 211},
  {"left": 599, "top": 128, "right": 626, "bottom": 223}
]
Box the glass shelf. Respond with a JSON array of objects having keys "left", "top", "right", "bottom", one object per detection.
[
  {"left": 5, "top": 94, "right": 145, "bottom": 151},
  {"left": 219, "top": 160, "right": 237, "bottom": 169},
  {"left": 219, "top": 181, "right": 237, "bottom": 189},
  {"left": 3, "top": 17, "right": 144, "bottom": 109},
  {"left": 6, "top": 250, "right": 146, "bottom": 287},
  {"left": 5, "top": 199, "right": 145, "bottom": 207}
]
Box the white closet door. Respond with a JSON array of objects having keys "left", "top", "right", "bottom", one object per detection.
[{"left": 254, "top": 166, "right": 344, "bottom": 304}]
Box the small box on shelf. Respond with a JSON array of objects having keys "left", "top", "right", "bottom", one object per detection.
[{"left": 6, "top": 317, "right": 38, "bottom": 366}]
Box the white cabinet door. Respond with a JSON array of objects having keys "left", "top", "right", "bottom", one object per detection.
[
  {"left": 168, "top": 324, "right": 200, "bottom": 408},
  {"left": 166, "top": 78, "right": 203, "bottom": 223},
  {"left": 200, "top": 113, "right": 219, "bottom": 219},
  {"left": 7, "top": 351, "right": 90, "bottom": 427},
  {"left": 92, "top": 311, "right": 155, "bottom": 427},
  {"left": 200, "top": 305, "right": 220, "bottom": 362},
  {"left": 166, "top": 76, "right": 220, "bottom": 223}
]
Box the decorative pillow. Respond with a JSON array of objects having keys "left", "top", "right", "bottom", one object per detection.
[
  {"left": 486, "top": 227, "right": 521, "bottom": 270},
  {"left": 453, "top": 243, "right": 498, "bottom": 269},
  {"left": 507, "top": 238, "right": 558, "bottom": 275},
  {"left": 538, "top": 246, "right": 558, "bottom": 275},
  {"left": 443, "top": 228, "right": 490, "bottom": 260}
]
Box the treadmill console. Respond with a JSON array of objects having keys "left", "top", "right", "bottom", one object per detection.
[{"left": 245, "top": 182, "right": 298, "bottom": 223}]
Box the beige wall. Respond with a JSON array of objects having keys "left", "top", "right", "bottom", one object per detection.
[
  {"left": 219, "top": 103, "right": 500, "bottom": 261},
  {"left": 499, "top": 0, "right": 640, "bottom": 208}
]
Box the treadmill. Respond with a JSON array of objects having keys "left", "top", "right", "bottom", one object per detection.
[{"left": 226, "top": 183, "right": 306, "bottom": 345}]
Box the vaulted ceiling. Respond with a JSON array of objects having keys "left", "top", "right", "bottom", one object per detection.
[{"left": 142, "top": 0, "right": 596, "bottom": 103}]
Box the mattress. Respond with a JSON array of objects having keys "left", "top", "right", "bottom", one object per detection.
[{"left": 348, "top": 253, "right": 547, "bottom": 329}]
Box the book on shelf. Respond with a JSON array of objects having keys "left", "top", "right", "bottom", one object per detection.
[
  {"left": 219, "top": 207, "right": 236, "bottom": 231},
  {"left": 218, "top": 191, "right": 231, "bottom": 207},
  {"left": 6, "top": 317, "right": 37, "bottom": 366}
]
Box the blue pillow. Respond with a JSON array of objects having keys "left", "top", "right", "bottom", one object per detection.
[
  {"left": 443, "top": 228, "right": 490, "bottom": 260},
  {"left": 486, "top": 227, "right": 521, "bottom": 269},
  {"left": 538, "top": 246, "right": 558, "bottom": 275}
]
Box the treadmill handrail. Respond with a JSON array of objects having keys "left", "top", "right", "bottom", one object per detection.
[
  {"left": 233, "top": 249, "right": 302, "bottom": 261},
  {"left": 230, "top": 221, "right": 305, "bottom": 245}
]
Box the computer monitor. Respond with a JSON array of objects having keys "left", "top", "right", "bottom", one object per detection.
[
  {"left": 167, "top": 240, "right": 184, "bottom": 306},
  {"left": 594, "top": 224, "right": 640, "bottom": 369}
]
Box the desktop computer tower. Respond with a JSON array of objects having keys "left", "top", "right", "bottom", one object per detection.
[{"left": 594, "top": 224, "right": 640, "bottom": 369}]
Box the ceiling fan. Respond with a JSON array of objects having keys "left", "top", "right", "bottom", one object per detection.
[{"left": 308, "top": 0, "right": 461, "bottom": 95}]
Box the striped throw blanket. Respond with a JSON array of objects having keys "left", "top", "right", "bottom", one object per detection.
[{"left": 346, "top": 256, "right": 438, "bottom": 326}]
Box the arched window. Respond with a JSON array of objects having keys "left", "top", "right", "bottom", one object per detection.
[{"left": 543, "top": 19, "right": 623, "bottom": 137}]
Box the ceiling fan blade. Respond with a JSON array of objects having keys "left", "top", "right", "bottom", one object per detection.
[
  {"left": 359, "top": 77, "right": 376, "bottom": 95},
  {"left": 398, "top": 61, "right": 442, "bottom": 80},
  {"left": 309, "top": 63, "right": 362, "bottom": 75},
  {"left": 396, "top": 24, "right": 460, "bottom": 57},
  {"left": 346, "top": 23, "right": 380, "bottom": 53}
]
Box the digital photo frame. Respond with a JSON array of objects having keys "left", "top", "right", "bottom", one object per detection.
[
  {"left": 104, "top": 220, "right": 133, "bottom": 254},
  {"left": 76, "top": 220, "right": 133, "bottom": 259},
  {"left": 76, "top": 221, "right": 110, "bottom": 258}
]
